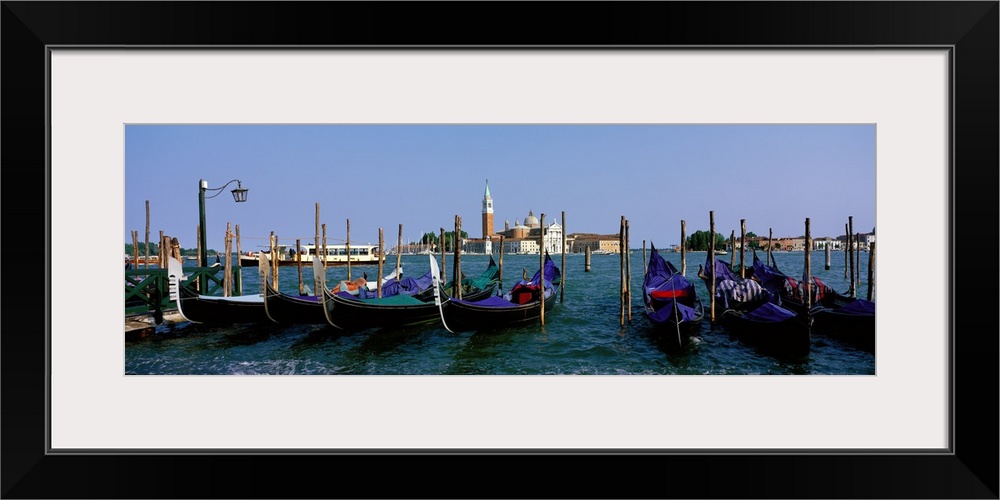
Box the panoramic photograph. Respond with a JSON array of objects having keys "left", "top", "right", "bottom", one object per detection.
[{"left": 124, "top": 124, "right": 876, "bottom": 375}]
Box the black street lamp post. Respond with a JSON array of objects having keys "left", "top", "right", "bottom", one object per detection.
[{"left": 198, "top": 178, "right": 248, "bottom": 294}]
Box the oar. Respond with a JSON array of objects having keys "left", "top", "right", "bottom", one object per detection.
[{"left": 429, "top": 254, "right": 455, "bottom": 333}]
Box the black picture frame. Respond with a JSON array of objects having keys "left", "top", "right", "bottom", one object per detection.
[{"left": 3, "top": 2, "right": 997, "bottom": 498}]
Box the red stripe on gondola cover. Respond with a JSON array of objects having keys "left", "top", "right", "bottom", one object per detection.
[{"left": 650, "top": 289, "right": 689, "bottom": 299}]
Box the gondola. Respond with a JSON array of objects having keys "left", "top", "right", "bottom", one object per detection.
[
  {"left": 751, "top": 252, "right": 874, "bottom": 352},
  {"left": 641, "top": 244, "right": 705, "bottom": 350},
  {"left": 167, "top": 255, "right": 273, "bottom": 325},
  {"left": 413, "top": 255, "right": 501, "bottom": 303},
  {"left": 259, "top": 253, "right": 327, "bottom": 325},
  {"left": 715, "top": 301, "right": 811, "bottom": 358},
  {"left": 318, "top": 260, "right": 442, "bottom": 331},
  {"left": 259, "top": 256, "right": 400, "bottom": 325},
  {"left": 699, "top": 252, "right": 809, "bottom": 357},
  {"left": 433, "top": 253, "right": 560, "bottom": 333}
]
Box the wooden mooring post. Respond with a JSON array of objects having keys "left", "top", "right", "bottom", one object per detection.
[
  {"left": 625, "top": 218, "right": 632, "bottom": 323},
  {"left": 236, "top": 225, "right": 242, "bottom": 273},
  {"left": 224, "top": 223, "right": 233, "bottom": 297},
  {"left": 844, "top": 222, "right": 850, "bottom": 280},
  {"left": 159, "top": 232, "right": 166, "bottom": 270},
  {"left": 825, "top": 244, "right": 831, "bottom": 270},
  {"left": 453, "top": 215, "right": 462, "bottom": 299},
  {"left": 848, "top": 216, "right": 855, "bottom": 297},
  {"left": 855, "top": 232, "right": 862, "bottom": 291},
  {"left": 144, "top": 200, "right": 151, "bottom": 270},
  {"left": 498, "top": 235, "right": 504, "bottom": 285},
  {"left": 396, "top": 223, "right": 403, "bottom": 289},
  {"left": 270, "top": 232, "right": 278, "bottom": 289},
  {"left": 585, "top": 245, "right": 591, "bottom": 272},
  {"left": 377, "top": 228, "right": 384, "bottom": 298},
  {"left": 619, "top": 216, "right": 626, "bottom": 326},
  {"left": 561, "top": 210, "right": 566, "bottom": 303},
  {"left": 131, "top": 230, "right": 139, "bottom": 271},
  {"left": 315, "top": 205, "right": 321, "bottom": 295},
  {"left": 709, "top": 211, "right": 716, "bottom": 324},
  {"left": 739, "top": 219, "right": 746, "bottom": 279},
  {"left": 680, "top": 220, "right": 687, "bottom": 276},
  {"left": 296, "top": 239, "right": 304, "bottom": 295},
  {"left": 440, "top": 227, "right": 446, "bottom": 282},
  {"left": 767, "top": 228, "right": 773, "bottom": 267},
  {"left": 539, "top": 213, "right": 545, "bottom": 326},
  {"left": 346, "top": 219, "right": 352, "bottom": 280},
  {"left": 804, "top": 218, "right": 812, "bottom": 310},
  {"left": 867, "top": 241, "right": 876, "bottom": 301}
]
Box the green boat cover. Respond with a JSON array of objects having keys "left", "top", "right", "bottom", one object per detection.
[{"left": 362, "top": 294, "right": 427, "bottom": 306}]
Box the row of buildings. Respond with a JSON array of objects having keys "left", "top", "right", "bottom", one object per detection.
[
  {"left": 437, "top": 181, "right": 874, "bottom": 255},
  {"left": 458, "top": 181, "right": 626, "bottom": 255}
]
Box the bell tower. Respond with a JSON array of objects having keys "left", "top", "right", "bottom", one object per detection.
[{"left": 482, "top": 179, "right": 494, "bottom": 239}]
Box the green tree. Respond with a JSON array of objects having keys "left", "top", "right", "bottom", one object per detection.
[
  {"left": 684, "top": 230, "right": 727, "bottom": 251},
  {"left": 421, "top": 232, "right": 438, "bottom": 245},
  {"left": 124, "top": 242, "right": 160, "bottom": 255}
]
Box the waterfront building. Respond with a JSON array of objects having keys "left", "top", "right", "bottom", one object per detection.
[{"left": 570, "top": 233, "right": 621, "bottom": 254}]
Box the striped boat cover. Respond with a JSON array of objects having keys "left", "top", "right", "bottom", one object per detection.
[{"left": 715, "top": 279, "right": 767, "bottom": 308}]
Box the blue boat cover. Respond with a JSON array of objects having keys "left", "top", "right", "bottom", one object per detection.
[
  {"left": 358, "top": 269, "right": 434, "bottom": 299},
  {"left": 743, "top": 301, "right": 797, "bottom": 322},
  {"left": 647, "top": 300, "right": 699, "bottom": 323},
  {"left": 641, "top": 246, "right": 702, "bottom": 325},
  {"left": 529, "top": 253, "right": 561, "bottom": 287},
  {"left": 840, "top": 299, "right": 876, "bottom": 315},
  {"left": 704, "top": 254, "right": 739, "bottom": 282},
  {"left": 643, "top": 246, "right": 694, "bottom": 295},
  {"left": 752, "top": 254, "right": 788, "bottom": 295},
  {"left": 452, "top": 295, "right": 521, "bottom": 308}
]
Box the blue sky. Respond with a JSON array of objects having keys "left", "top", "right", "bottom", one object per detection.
[{"left": 125, "top": 124, "right": 875, "bottom": 252}]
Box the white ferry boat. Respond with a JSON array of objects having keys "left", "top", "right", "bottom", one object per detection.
[{"left": 239, "top": 243, "right": 385, "bottom": 267}]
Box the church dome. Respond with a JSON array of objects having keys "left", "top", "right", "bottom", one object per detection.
[{"left": 524, "top": 210, "right": 539, "bottom": 228}]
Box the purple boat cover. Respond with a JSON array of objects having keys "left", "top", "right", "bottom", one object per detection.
[
  {"left": 743, "top": 302, "right": 797, "bottom": 322},
  {"left": 452, "top": 295, "right": 521, "bottom": 308},
  {"left": 514, "top": 253, "right": 560, "bottom": 290},
  {"left": 358, "top": 269, "right": 434, "bottom": 299},
  {"left": 648, "top": 300, "right": 699, "bottom": 323},
  {"left": 644, "top": 246, "right": 697, "bottom": 304},
  {"left": 840, "top": 299, "right": 876, "bottom": 315},
  {"left": 752, "top": 254, "right": 787, "bottom": 295},
  {"left": 704, "top": 255, "right": 739, "bottom": 282}
]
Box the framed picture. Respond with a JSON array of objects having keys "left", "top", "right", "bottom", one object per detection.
[{"left": 4, "top": 2, "right": 996, "bottom": 498}]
